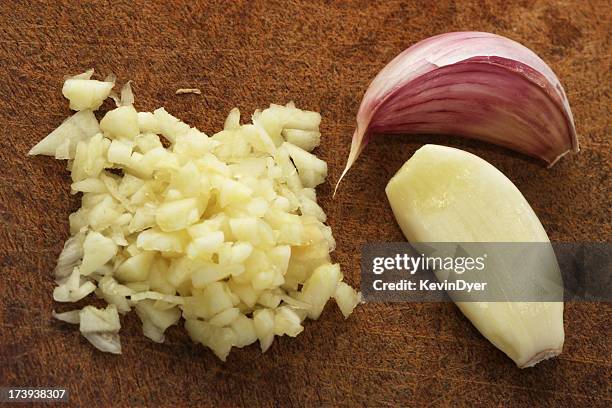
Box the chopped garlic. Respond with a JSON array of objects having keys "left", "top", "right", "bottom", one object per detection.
[
  {"left": 28, "top": 110, "right": 100, "bottom": 159},
  {"left": 62, "top": 69, "right": 114, "bottom": 111},
  {"left": 33, "top": 74, "right": 360, "bottom": 360},
  {"left": 79, "top": 305, "right": 122, "bottom": 354}
]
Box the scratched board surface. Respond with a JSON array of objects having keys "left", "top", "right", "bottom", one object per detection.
[{"left": 0, "top": 1, "right": 610, "bottom": 406}]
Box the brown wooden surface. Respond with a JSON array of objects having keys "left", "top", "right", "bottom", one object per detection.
[{"left": 0, "top": 0, "right": 610, "bottom": 407}]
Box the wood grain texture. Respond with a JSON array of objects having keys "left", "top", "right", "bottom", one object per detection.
[{"left": 0, "top": 0, "right": 610, "bottom": 406}]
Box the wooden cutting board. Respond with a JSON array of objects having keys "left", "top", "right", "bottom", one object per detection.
[{"left": 0, "top": 1, "right": 610, "bottom": 406}]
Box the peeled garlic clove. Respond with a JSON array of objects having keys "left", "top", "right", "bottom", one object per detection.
[
  {"left": 386, "top": 145, "right": 564, "bottom": 367},
  {"left": 337, "top": 31, "right": 578, "bottom": 191}
]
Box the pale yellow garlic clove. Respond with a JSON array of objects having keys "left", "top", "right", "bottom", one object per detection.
[{"left": 386, "top": 144, "right": 564, "bottom": 368}]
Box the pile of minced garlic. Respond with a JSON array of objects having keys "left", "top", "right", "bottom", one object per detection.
[{"left": 30, "top": 70, "right": 360, "bottom": 360}]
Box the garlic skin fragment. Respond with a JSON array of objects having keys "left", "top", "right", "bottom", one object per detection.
[
  {"left": 338, "top": 31, "right": 578, "bottom": 191},
  {"left": 176, "top": 88, "right": 202, "bottom": 95},
  {"left": 385, "top": 144, "right": 564, "bottom": 368}
]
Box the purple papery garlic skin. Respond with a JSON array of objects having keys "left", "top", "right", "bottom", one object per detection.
[{"left": 337, "top": 31, "right": 578, "bottom": 192}]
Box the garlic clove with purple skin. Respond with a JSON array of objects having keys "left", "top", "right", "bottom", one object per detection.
[{"left": 336, "top": 31, "right": 578, "bottom": 193}]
